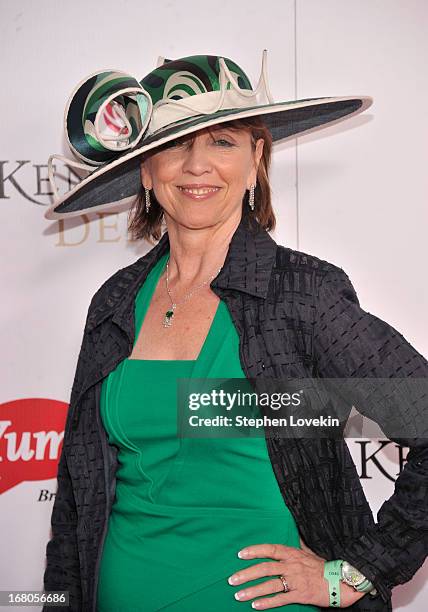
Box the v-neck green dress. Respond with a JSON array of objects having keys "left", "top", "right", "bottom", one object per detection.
[{"left": 96, "top": 250, "right": 320, "bottom": 612}]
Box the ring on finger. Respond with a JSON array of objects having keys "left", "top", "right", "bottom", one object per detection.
[{"left": 279, "top": 574, "right": 290, "bottom": 592}]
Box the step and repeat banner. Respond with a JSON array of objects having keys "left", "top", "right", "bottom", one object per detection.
[{"left": 1, "top": 1, "right": 427, "bottom": 610}]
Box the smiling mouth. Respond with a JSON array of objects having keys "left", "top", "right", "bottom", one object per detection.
[{"left": 178, "top": 186, "right": 221, "bottom": 195}]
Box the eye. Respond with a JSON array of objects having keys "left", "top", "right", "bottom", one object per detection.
[
  {"left": 159, "top": 137, "right": 190, "bottom": 152},
  {"left": 167, "top": 138, "right": 186, "bottom": 148},
  {"left": 213, "top": 138, "right": 234, "bottom": 147}
]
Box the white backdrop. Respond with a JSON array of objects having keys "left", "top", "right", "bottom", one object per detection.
[{"left": 1, "top": 0, "right": 427, "bottom": 610}]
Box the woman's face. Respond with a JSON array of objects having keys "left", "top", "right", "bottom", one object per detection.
[{"left": 140, "top": 125, "right": 264, "bottom": 228}]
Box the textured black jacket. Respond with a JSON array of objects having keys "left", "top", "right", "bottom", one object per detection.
[{"left": 43, "top": 213, "right": 428, "bottom": 611}]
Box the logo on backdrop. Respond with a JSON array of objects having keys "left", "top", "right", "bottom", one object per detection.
[
  {"left": 0, "top": 160, "right": 79, "bottom": 205},
  {"left": 0, "top": 398, "right": 67, "bottom": 494}
]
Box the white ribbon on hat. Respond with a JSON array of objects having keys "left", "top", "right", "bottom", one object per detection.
[
  {"left": 146, "top": 49, "right": 275, "bottom": 136},
  {"left": 47, "top": 154, "right": 95, "bottom": 202}
]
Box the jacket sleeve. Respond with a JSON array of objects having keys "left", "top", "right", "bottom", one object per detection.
[
  {"left": 313, "top": 265, "right": 428, "bottom": 603},
  {"left": 42, "top": 436, "right": 82, "bottom": 611},
  {"left": 42, "top": 296, "right": 98, "bottom": 612}
]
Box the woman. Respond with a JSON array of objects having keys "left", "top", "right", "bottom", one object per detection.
[{"left": 43, "top": 53, "right": 427, "bottom": 611}]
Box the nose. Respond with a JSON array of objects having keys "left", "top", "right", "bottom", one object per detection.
[{"left": 181, "top": 136, "right": 213, "bottom": 176}]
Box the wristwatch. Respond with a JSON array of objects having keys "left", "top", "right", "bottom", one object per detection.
[{"left": 340, "top": 560, "right": 378, "bottom": 597}]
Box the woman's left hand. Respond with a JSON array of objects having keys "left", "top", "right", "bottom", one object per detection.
[{"left": 227, "top": 538, "right": 366, "bottom": 609}]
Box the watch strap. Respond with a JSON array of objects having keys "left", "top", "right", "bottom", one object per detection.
[
  {"left": 324, "top": 559, "right": 342, "bottom": 607},
  {"left": 355, "top": 578, "right": 378, "bottom": 596}
]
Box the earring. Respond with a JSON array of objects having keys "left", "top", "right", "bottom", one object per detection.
[
  {"left": 248, "top": 184, "right": 255, "bottom": 211},
  {"left": 145, "top": 187, "right": 151, "bottom": 213}
]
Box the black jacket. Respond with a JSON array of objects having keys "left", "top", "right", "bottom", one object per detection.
[{"left": 43, "top": 213, "right": 428, "bottom": 611}]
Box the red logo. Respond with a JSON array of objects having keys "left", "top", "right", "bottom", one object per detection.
[{"left": 0, "top": 399, "right": 68, "bottom": 494}]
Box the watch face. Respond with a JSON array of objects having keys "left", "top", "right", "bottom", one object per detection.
[{"left": 341, "top": 563, "right": 366, "bottom": 586}]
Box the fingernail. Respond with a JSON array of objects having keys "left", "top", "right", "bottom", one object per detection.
[
  {"left": 234, "top": 590, "right": 246, "bottom": 600},
  {"left": 238, "top": 549, "right": 249, "bottom": 558},
  {"left": 252, "top": 602, "right": 261, "bottom": 609},
  {"left": 228, "top": 575, "right": 240, "bottom": 585}
]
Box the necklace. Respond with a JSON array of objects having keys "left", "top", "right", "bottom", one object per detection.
[{"left": 163, "top": 257, "right": 223, "bottom": 328}]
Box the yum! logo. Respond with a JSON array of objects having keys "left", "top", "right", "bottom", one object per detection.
[{"left": 0, "top": 399, "right": 68, "bottom": 494}]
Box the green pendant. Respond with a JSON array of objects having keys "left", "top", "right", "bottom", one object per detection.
[{"left": 164, "top": 309, "right": 174, "bottom": 327}]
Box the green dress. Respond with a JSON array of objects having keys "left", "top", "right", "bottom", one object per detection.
[{"left": 97, "top": 250, "right": 320, "bottom": 612}]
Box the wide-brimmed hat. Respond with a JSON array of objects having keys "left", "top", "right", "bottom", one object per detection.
[{"left": 45, "top": 50, "right": 372, "bottom": 220}]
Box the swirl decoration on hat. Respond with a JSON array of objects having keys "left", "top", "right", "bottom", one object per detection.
[
  {"left": 47, "top": 51, "right": 274, "bottom": 203},
  {"left": 47, "top": 69, "right": 152, "bottom": 200},
  {"left": 66, "top": 69, "right": 152, "bottom": 164}
]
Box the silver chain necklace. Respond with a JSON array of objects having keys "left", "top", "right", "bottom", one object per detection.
[{"left": 163, "top": 257, "right": 223, "bottom": 328}]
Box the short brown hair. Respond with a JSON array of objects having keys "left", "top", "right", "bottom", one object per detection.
[{"left": 127, "top": 116, "right": 276, "bottom": 244}]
